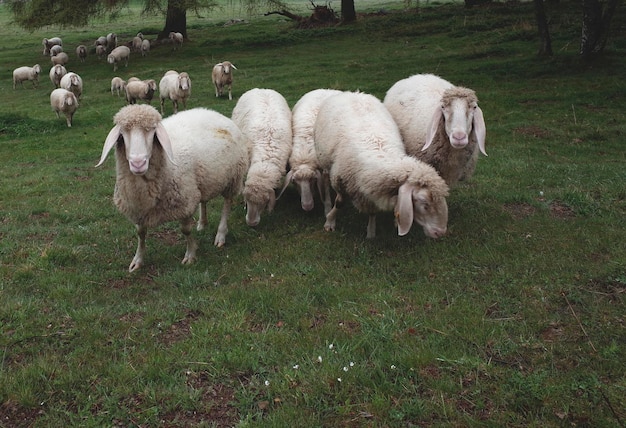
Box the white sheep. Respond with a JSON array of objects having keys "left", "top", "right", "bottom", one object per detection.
[
  {"left": 125, "top": 79, "right": 157, "bottom": 105},
  {"left": 106, "top": 33, "right": 117, "bottom": 50},
  {"left": 50, "top": 88, "right": 79, "bottom": 127},
  {"left": 60, "top": 72, "right": 83, "bottom": 99},
  {"left": 140, "top": 39, "right": 150, "bottom": 56},
  {"left": 12, "top": 64, "right": 42, "bottom": 89},
  {"left": 159, "top": 70, "right": 191, "bottom": 115},
  {"left": 111, "top": 77, "right": 127, "bottom": 97},
  {"left": 280, "top": 88, "right": 342, "bottom": 211},
  {"left": 49, "top": 64, "right": 67, "bottom": 88},
  {"left": 211, "top": 61, "right": 237, "bottom": 100},
  {"left": 314, "top": 91, "right": 449, "bottom": 239},
  {"left": 95, "top": 105, "right": 250, "bottom": 272},
  {"left": 51, "top": 52, "right": 69, "bottom": 66},
  {"left": 383, "top": 73, "right": 487, "bottom": 187},
  {"left": 169, "top": 32, "right": 183, "bottom": 50},
  {"left": 96, "top": 45, "right": 107, "bottom": 60},
  {"left": 49, "top": 45, "right": 63, "bottom": 57},
  {"left": 231, "top": 88, "right": 293, "bottom": 226},
  {"left": 107, "top": 46, "right": 130, "bottom": 72},
  {"left": 42, "top": 37, "right": 62, "bottom": 56},
  {"left": 131, "top": 34, "right": 143, "bottom": 53},
  {"left": 95, "top": 36, "right": 107, "bottom": 48},
  {"left": 76, "top": 45, "right": 87, "bottom": 62}
]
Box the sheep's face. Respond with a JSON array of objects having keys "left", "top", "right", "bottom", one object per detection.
[
  {"left": 441, "top": 97, "right": 479, "bottom": 149},
  {"left": 243, "top": 186, "right": 276, "bottom": 227},
  {"left": 412, "top": 189, "right": 448, "bottom": 239},
  {"left": 121, "top": 126, "right": 157, "bottom": 175},
  {"left": 289, "top": 166, "right": 321, "bottom": 211}
]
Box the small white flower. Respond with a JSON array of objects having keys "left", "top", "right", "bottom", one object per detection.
[
  {"left": 390, "top": 365, "right": 396, "bottom": 370},
  {"left": 317, "top": 356, "right": 323, "bottom": 363},
  {"left": 349, "top": 362, "right": 355, "bottom": 367},
  {"left": 337, "top": 377, "right": 342, "bottom": 382},
  {"left": 264, "top": 380, "right": 270, "bottom": 386},
  {"left": 343, "top": 366, "right": 349, "bottom": 372},
  {"left": 292, "top": 364, "right": 299, "bottom": 370},
  {"left": 329, "top": 343, "right": 334, "bottom": 350}
]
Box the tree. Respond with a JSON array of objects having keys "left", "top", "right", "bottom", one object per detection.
[
  {"left": 580, "top": 0, "right": 620, "bottom": 58},
  {"left": 534, "top": 0, "right": 553, "bottom": 56}
]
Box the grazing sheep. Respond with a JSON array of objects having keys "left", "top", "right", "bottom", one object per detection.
[
  {"left": 60, "top": 72, "right": 83, "bottom": 99},
  {"left": 125, "top": 79, "right": 157, "bottom": 105},
  {"left": 132, "top": 33, "right": 143, "bottom": 53},
  {"left": 12, "top": 64, "right": 42, "bottom": 89},
  {"left": 49, "top": 64, "right": 67, "bottom": 88},
  {"left": 169, "top": 32, "right": 183, "bottom": 50},
  {"left": 111, "top": 77, "right": 127, "bottom": 97},
  {"left": 211, "top": 61, "right": 237, "bottom": 101},
  {"left": 50, "top": 88, "right": 79, "bottom": 127},
  {"left": 159, "top": 70, "right": 191, "bottom": 115},
  {"left": 383, "top": 74, "right": 487, "bottom": 186},
  {"left": 107, "top": 46, "right": 130, "bottom": 72},
  {"left": 281, "top": 88, "right": 342, "bottom": 211},
  {"left": 140, "top": 39, "right": 150, "bottom": 56},
  {"left": 95, "top": 105, "right": 250, "bottom": 272},
  {"left": 42, "top": 37, "right": 62, "bottom": 56},
  {"left": 51, "top": 52, "right": 69, "bottom": 66},
  {"left": 49, "top": 45, "right": 63, "bottom": 57},
  {"left": 314, "top": 91, "right": 449, "bottom": 239},
  {"left": 76, "top": 45, "right": 87, "bottom": 62},
  {"left": 231, "top": 88, "right": 293, "bottom": 226},
  {"left": 106, "top": 33, "right": 117, "bottom": 50},
  {"left": 96, "top": 45, "right": 107, "bottom": 60},
  {"left": 95, "top": 36, "right": 107, "bottom": 48}
]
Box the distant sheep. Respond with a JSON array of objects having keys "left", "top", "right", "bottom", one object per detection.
[
  {"left": 96, "top": 105, "right": 250, "bottom": 272},
  {"left": 159, "top": 70, "right": 191, "bottom": 115},
  {"left": 131, "top": 34, "right": 143, "bottom": 53},
  {"left": 106, "top": 33, "right": 117, "bottom": 50},
  {"left": 111, "top": 77, "right": 127, "bottom": 97},
  {"left": 60, "top": 72, "right": 83, "bottom": 99},
  {"left": 232, "top": 88, "right": 293, "bottom": 227},
  {"left": 169, "top": 32, "right": 183, "bottom": 50},
  {"left": 140, "top": 39, "right": 150, "bottom": 56},
  {"left": 125, "top": 79, "right": 157, "bottom": 105},
  {"left": 49, "top": 45, "right": 63, "bottom": 57},
  {"left": 281, "top": 88, "right": 342, "bottom": 211},
  {"left": 51, "top": 52, "right": 69, "bottom": 66},
  {"left": 211, "top": 61, "right": 237, "bottom": 100},
  {"left": 12, "top": 64, "right": 42, "bottom": 89},
  {"left": 50, "top": 88, "right": 79, "bottom": 127},
  {"left": 95, "top": 36, "right": 107, "bottom": 48},
  {"left": 76, "top": 45, "right": 87, "bottom": 62},
  {"left": 384, "top": 73, "right": 487, "bottom": 186},
  {"left": 314, "top": 91, "right": 449, "bottom": 239},
  {"left": 107, "top": 46, "right": 130, "bottom": 72},
  {"left": 49, "top": 64, "right": 67, "bottom": 88},
  {"left": 42, "top": 37, "right": 62, "bottom": 56},
  {"left": 96, "top": 45, "right": 107, "bottom": 60}
]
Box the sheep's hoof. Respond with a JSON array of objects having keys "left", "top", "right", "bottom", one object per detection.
[
  {"left": 128, "top": 260, "right": 142, "bottom": 272},
  {"left": 323, "top": 224, "right": 335, "bottom": 232},
  {"left": 181, "top": 256, "right": 196, "bottom": 265}
]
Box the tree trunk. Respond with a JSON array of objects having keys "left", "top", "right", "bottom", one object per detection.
[
  {"left": 159, "top": 0, "right": 187, "bottom": 40},
  {"left": 580, "top": 0, "right": 620, "bottom": 58},
  {"left": 534, "top": 0, "right": 553, "bottom": 56},
  {"left": 341, "top": 0, "right": 357, "bottom": 23}
]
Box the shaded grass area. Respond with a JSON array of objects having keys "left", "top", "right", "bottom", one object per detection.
[{"left": 1, "top": 1, "right": 625, "bottom": 426}]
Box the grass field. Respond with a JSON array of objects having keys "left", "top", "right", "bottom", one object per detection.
[{"left": 1, "top": 1, "right": 625, "bottom": 426}]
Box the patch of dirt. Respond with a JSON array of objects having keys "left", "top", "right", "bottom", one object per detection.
[
  {"left": 503, "top": 202, "right": 536, "bottom": 219},
  {"left": 0, "top": 400, "right": 43, "bottom": 427},
  {"left": 549, "top": 201, "right": 576, "bottom": 219},
  {"left": 158, "top": 310, "right": 201, "bottom": 346},
  {"left": 513, "top": 126, "right": 551, "bottom": 138}
]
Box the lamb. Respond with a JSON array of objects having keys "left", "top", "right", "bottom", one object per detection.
[
  {"left": 42, "top": 37, "right": 62, "bottom": 56},
  {"left": 107, "top": 46, "right": 130, "bottom": 72},
  {"left": 60, "top": 72, "right": 83, "bottom": 99},
  {"left": 281, "top": 88, "right": 342, "bottom": 211},
  {"left": 211, "top": 61, "right": 237, "bottom": 100},
  {"left": 169, "top": 32, "right": 183, "bottom": 50},
  {"left": 49, "top": 64, "right": 67, "bottom": 88},
  {"left": 95, "top": 104, "right": 250, "bottom": 272},
  {"left": 51, "top": 52, "right": 69, "bottom": 66},
  {"left": 76, "top": 45, "right": 88, "bottom": 62},
  {"left": 49, "top": 45, "right": 63, "bottom": 57},
  {"left": 231, "top": 88, "right": 293, "bottom": 226},
  {"left": 159, "top": 70, "right": 191, "bottom": 115},
  {"left": 140, "top": 39, "right": 150, "bottom": 56},
  {"left": 111, "top": 77, "right": 127, "bottom": 97},
  {"left": 50, "top": 88, "right": 79, "bottom": 127},
  {"left": 383, "top": 73, "right": 487, "bottom": 187},
  {"left": 125, "top": 79, "right": 157, "bottom": 105},
  {"left": 314, "top": 91, "right": 449, "bottom": 239},
  {"left": 12, "top": 64, "right": 42, "bottom": 89}
]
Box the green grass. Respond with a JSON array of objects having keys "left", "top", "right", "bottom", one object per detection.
[{"left": 1, "top": 1, "right": 625, "bottom": 426}]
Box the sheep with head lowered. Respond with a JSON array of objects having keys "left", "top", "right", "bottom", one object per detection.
[
  {"left": 280, "top": 88, "right": 342, "bottom": 212},
  {"left": 140, "top": 39, "right": 150, "bottom": 56},
  {"left": 96, "top": 104, "right": 250, "bottom": 272},
  {"left": 60, "top": 72, "right": 83, "bottom": 100},
  {"left": 125, "top": 79, "right": 157, "bottom": 105},
  {"left": 51, "top": 52, "right": 69, "bottom": 67},
  {"left": 107, "top": 46, "right": 130, "bottom": 72},
  {"left": 96, "top": 45, "right": 107, "bottom": 60},
  {"left": 383, "top": 73, "right": 487, "bottom": 187},
  {"left": 106, "top": 33, "right": 118, "bottom": 50},
  {"left": 211, "top": 61, "right": 237, "bottom": 100},
  {"left": 232, "top": 88, "right": 293, "bottom": 227},
  {"left": 49, "top": 64, "right": 67, "bottom": 88},
  {"left": 111, "top": 77, "right": 126, "bottom": 97},
  {"left": 42, "top": 37, "right": 62, "bottom": 56},
  {"left": 159, "top": 70, "right": 191, "bottom": 115},
  {"left": 49, "top": 45, "right": 63, "bottom": 57},
  {"left": 13, "top": 64, "right": 42, "bottom": 89},
  {"left": 314, "top": 91, "right": 449, "bottom": 239},
  {"left": 132, "top": 33, "right": 143, "bottom": 53},
  {"left": 169, "top": 32, "right": 183, "bottom": 50},
  {"left": 50, "top": 88, "right": 79, "bottom": 127}
]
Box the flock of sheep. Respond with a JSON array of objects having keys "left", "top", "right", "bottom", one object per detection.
[{"left": 94, "top": 72, "right": 486, "bottom": 272}]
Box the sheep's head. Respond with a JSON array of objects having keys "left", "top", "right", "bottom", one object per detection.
[
  {"left": 279, "top": 165, "right": 322, "bottom": 211},
  {"left": 96, "top": 104, "right": 175, "bottom": 175},
  {"left": 178, "top": 73, "right": 191, "bottom": 91},
  {"left": 33, "top": 64, "right": 42, "bottom": 76},
  {"left": 423, "top": 87, "right": 487, "bottom": 156},
  {"left": 243, "top": 164, "right": 279, "bottom": 226}
]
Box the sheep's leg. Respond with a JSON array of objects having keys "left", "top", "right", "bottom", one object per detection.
[
  {"left": 181, "top": 217, "right": 198, "bottom": 265},
  {"left": 197, "top": 202, "right": 208, "bottom": 231},
  {"left": 366, "top": 215, "right": 377, "bottom": 239},
  {"left": 129, "top": 224, "right": 147, "bottom": 272},
  {"left": 324, "top": 193, "right": 343, "bottom": 232},
  {"left": 321, "top": 172, "right": 333, "bottom": 215},
  {"left": 228, "top": 84, "right": 232, "bottom": 101},
  {"left": 214, "top": 197, "right": 232, "bottom": 247}
]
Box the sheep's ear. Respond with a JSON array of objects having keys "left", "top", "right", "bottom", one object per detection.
[
  {"left": 473, "top": 106, "right": 487, "bottom": 156},
  {"left": 155, "top": 122, "right": 177, "bottom": 165},
  {"left": 395, "top": 182, "right": 415, "bottom": 236},
  {"left": 277, "top": 170, "right": 293, "bottom": 200},
  {"left": 231, "top": 64, "right": 237, "bottom": 70},
  {"left": 422, "top": 106, "right": 443, "bottom": 151},
  {"left": 96, "top": 124, "right": 121, "bottom": 167}
]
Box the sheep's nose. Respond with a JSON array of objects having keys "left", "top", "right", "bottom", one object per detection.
[
  {"left": 428, "top": 227, "right": 447, "bottom": 239},
  {"left": 129, "top": 158, "right": 148, "bottom": 174},
  {"left": 450, "top": 132, "right": 468, "bottom": 148}
]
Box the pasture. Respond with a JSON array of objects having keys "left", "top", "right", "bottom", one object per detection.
[{"left": 1, "top": 1, "right": 625, "bottom": 426}]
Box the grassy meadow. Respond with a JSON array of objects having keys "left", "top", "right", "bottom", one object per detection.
[{"left": 1, "top": 1, "right": 625, "bottom": 426}]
